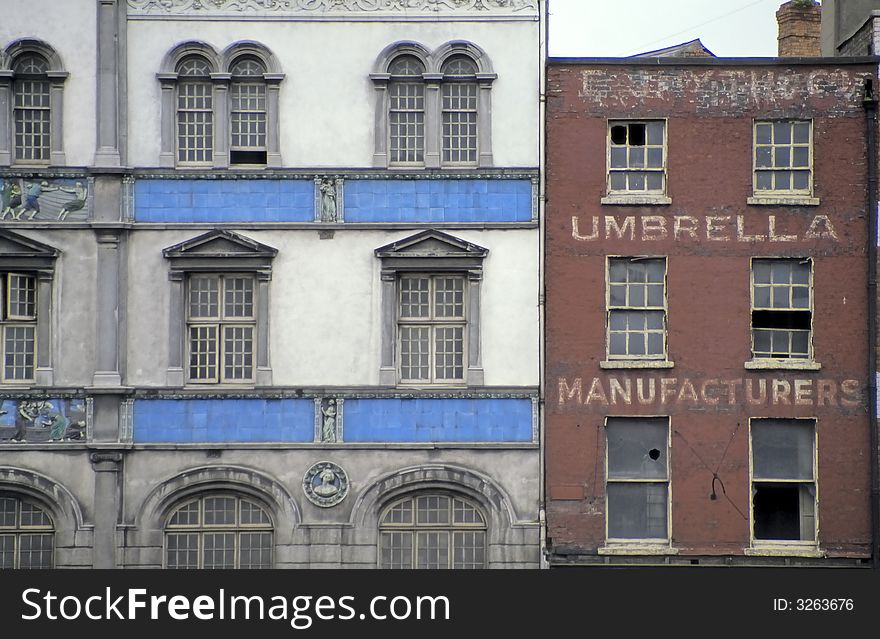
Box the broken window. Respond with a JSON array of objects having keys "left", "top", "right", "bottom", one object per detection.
[
  {"left": 605, "top": 417, "right": 669, "bottom": 541},
  {"left": 751, "top": 258, "right": 811, "bottom": 360},
  {"left": 608, "top": 120, "right": 666, "bottom": 194},
  {"left": 751, "top": 419, "right": 816, "bottom": 542},
  {"left": 754, "top": 120, "right": 812, "bottom": 194},
  {"left": 607, "top": 257, "right": 667, "bottom": 360}
]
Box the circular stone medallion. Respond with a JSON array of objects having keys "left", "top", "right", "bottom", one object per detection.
[{"left": 302, "top": 461, "right": 349, "bottom": 508}]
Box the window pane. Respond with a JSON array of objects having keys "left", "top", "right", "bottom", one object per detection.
[
  {"left": 7, "top": 274, "right": 36, "bottom": 319},
  {"left": 792, "top": 146, "right": 809, "bottom": 168},
  {"left": 382, "top": 500, "right": 414, "bottom": 525},
  {"left": 203, "top": 496, "right": 236, "bottom": 526},
  {"left": 434, "top": 277, "right": 465, "bottom": 318},
  {"left": 416, "top": 532, "right": 449, "bottom": 569},
  {"left": 755, "top": 146, "right": 772, "bottom": 168},
  {"left": 381, "top": 531, "right": 413, "bottom": 569},
  {"left": 416, "top": 495, "right": 450, "bottom": 525},
  {"left": 752, "top": 420, "right": 814, "bottom": 480},
  {"left": 18, "top": 533, "right": 53, "bottom": 569},
  {"left": 0, "top": 498, "right": 16, "bottom": 527},
  {"left": 223, "top": 325, "right": 254, "bottom": 381},
  {"left": 399, "top": 277, "right": 430, "bottom": 318},
  {"left": 203, "top": 532, "right": 235, "bottom": 569},
  {"left": 610, "top": 147, "right": 627, "bottom": 168},
  {"left": 607, "top": 483, "right": 668, "bottom": 539},
  {"left": 400, "top": 326, "right": 430, "bottom": 381},
  {"left": 239, "top": 500, "right": 271, "bottom": 526},
  {"left": 4, "top": 325, "right": 36, "bottom": 381},
  {"left": 453, "top": 498, "right": 484, "bottom": 524},
  {"left": 223, "top": 277, "right": 254, "bottom": 318},
  {"left": 168, "top": 500, "right": 200, "bottom": 527},
  {"left": 189, "top": 325, "right": 218, "bottom": 381},
  {"left": 189, "top": 276, "right": 219, "bottom": 318},
  {"left": 773, "top": 122, "right": 791, "bottom": 144},
  {"left": 607, "top": 418, "right": 668, "bottom": 479},
  {"left": 793, "top": 121, "right": 810, "bottom": 144},
  {"left": 755, "top": 123, "right": 772, "bottom": 144},
  {"left": 646, "top": 121, "right": 664, "bottom": 145},
  {"left": 238, "top": 532, "right": 272, "bottom": 569},
  {"left": 434, "top": 326, "right": 464, "bottom": 381},
  {"left": 452, "top": 531, "right": 485, "bottom": 569}
]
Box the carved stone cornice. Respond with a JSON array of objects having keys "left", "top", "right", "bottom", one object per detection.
[{"left": 128, "top": 0, "right": 538, "bottom": 16}]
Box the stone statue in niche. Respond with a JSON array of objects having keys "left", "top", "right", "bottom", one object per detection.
[
  {"left": 321, "top": 398, "right": 338, "bottom": 443},
  {"left": 318, "top": 178, "right": 338, "bottom": 222}
]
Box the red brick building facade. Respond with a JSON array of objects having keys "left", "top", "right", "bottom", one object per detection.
[{"left": 545, "top": 58, "right": 876, "bottom": 566}]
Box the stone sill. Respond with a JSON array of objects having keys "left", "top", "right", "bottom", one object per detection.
[
  {"left": 600, "top": 360, "right": 675, "bottom": 369},
  {"left": 601, "top": 194, "right": 672, "bottom": 206},
  {"left": 747, "top": 195, "right": 820, "bottom": 206},
  {"left": 745, "top": 545, "right": 824, "bottom": 558},
  {"left": 599, "top": 544, "right": 679, "bottom": 556},
  {"left": 744, "top": 359, "right": 822, "bottom": 371}
]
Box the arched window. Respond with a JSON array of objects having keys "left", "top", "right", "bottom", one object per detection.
[
  {"left": 176, "top": 55, "right": 214, "bottom": 166},
  {"left": 379, "top": 494, "right": 486, "bottom": 569},
  {"left": 12, "top": 53, "right": 51, "bottom": 163},
  {"left": 388, "top": 55, "right": 426, "bottom": 166},
  {"left": 229, "top": 56, "right": 268, "bottom": 166},
  {"left": 440, "top": 56, "right": 479, "bottom": 165},
  {"left": 0, "top": 494, "right": 54, "bottom": 569},
  {"left": 164, "top": 494, "right": 273, "bottom": 569}
]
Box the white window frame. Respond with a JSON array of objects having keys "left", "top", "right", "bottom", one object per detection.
[
  {"left": 746, "top": 257, "right": 819, "bottom": 370},
  {"left": 396, "top": 273, "right": 468, "bottom": 385},
  {"left": 600, "top": 416, "right": 675, "bottom": 554},
  {"left": 752, "top": 119, "right": 813, "bottom": 195},
  {"left": 186, "top": 273, "right": 256, "bottom": 385},
  {"left": 747, "top": 418, "right": 820, "bottom": 556},
  {"left": 602, "top": 119, "right": 670, "bottom": 205}
]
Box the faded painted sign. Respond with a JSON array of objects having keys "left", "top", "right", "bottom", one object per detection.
[
  {"left": 0, "top": 399, "right": 87, "bottom": 442},
  {"left": 558, "top": 376, "right": 861, "bottom": 408},
  {"left": 572, "top": 214, "right": 838, "bottom": 243}
]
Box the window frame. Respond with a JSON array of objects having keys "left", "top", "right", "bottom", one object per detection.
[
  {"left": 0, "top": 272, "right": 38, "bottom": 383},
  {"left": 0, "top": 229, "right": 58, "bottom": 386},
  {"left": 750, "top": 119, "right": 817, "bottom": 204},
  {"left": 746, "top": 257, "right": 819, "bottom": 370},
  {"left": 0, "top": 39, "right": 68, "bottom": 168},
  {"left": 163, "top": 230, "right": 277, "bottom": 388},
  {"left": 375, "top": 230, "right": 488, "bottom": 388},
  {"left": 378, "top": 493, "right": 487, "bottom": 569},
  {"left": 601, "top": 416, "right": 674, "bottom": 552},
  {"left": 163, "top": 493, "right": 274, "bottom": 569},
  {"left": 158, "top": 41, "right": 283, "bottom": 169},
  {"left": 602, "top": 119, "right": 670, "bottom": 205},
  {"left": 186, "top": 273, "right": 257, "bottom": 385},
  {"left": 228, "top": 55, "right": 269, "bottom": 167},
  {"left": 603, "top": 256, "right": 671, "bottom": 368},
  {"left": 748, "top": 418, "right": 819, "bottom": 554},
  {"left": 371, "top": 41, "right": 495, "bottom": 169},
  {"left": 0, "top": 493, "right": 54, "bottom": 569}
]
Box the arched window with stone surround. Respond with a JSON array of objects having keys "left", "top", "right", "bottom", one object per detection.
[
  {"left": 379, "top": 493, "right": 487, "bottom": 569},
  {"left": 176, "top": 55, "right": 214, "bottom": 166},
  {"left": 164, "top": 493, "right": 273, "bottom": 569},
  {"left": 229, "top": 56, "right": 268, "bottom": 166},
  {"left": 12, "top": 53, "right": 51, "bottom": 163},
  {"left": 440, "top": 55, "right": 479, "bottom": 166},
  {"left": 388, "top": 55, "right": 426, "bottom": 166},
  {"left": 0, "top": 39, "right": 67, "bottom": 167},
  {"left": 0, "top": 493, "right": 54, "bottom": 569}
]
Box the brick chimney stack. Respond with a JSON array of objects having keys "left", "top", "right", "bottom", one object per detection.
[{"left": 777, "top": 0, "right": 822, "bottom": 57}]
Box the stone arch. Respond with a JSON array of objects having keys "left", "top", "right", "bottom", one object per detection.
[
  {"left": 133, "top": 465, "right": 300, "bottom": 547},
  {"left": 221, "top": 40, "right": 282, "bottom": 75},
  {"left": 159, "top": 40, "right": 220, "bottom": 75},
  {"left": 350, "top": 463, "right": 519, "bottom": 547},
  {"left": 372, "top": 40, "right": 431, "bottom": 75},
  {"left": 0, "top": 466, "right": 88, "bottom": 547},
  {"left": 3, "top": 38, "right": 65, "bottom": 72},
  {"left": 431, "top": 40, "right": 494, "bottom": 76}
]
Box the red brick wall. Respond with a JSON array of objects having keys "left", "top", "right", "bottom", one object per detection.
[{"left": 545, "top": 62, "right": 876, "bottom": 561}]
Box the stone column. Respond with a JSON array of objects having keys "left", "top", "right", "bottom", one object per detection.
[
  {"left": 35, "top": 271, "right": 54, "bottom": 386},
  {"left": 0, "top": 73, "right": 11, "bottom": 165},
  {"left": 467, "top": 271, "right": 484, "bottom": 385},
  {"left": 48, "top": 72, "right": 68, "bottom": 166},
  {"left": 166, "top": 270, "right": 184, "bottom": 386},
  {"left": 477, "top": 74, "right": 496, "bottom": 167},
  {"left": 370, "top": 74, "right": 389, "bottom": 167},
  {"left": 90, "top": 451, "right": 122, "bottom": 568},
  {"left": 211, "top": 73, "right": 230, "bottom": 168},
  {"left": 265, "top": 74, "right": 284, "bottom": 168},
  {"left": 93, "top": 229, "right": 122, "bottom": 386},
  {"left": 94, "top": 0, "right": 121, "bottom": 167},
  {"left": 157, "top": 75, "right": 176, "bottom": 167},
  {"left": 424, "top": 74, "right": 442, "bottom": 168},
  {"left": 256, "top": 273, "right": 272, "bottom": 385},
  {"left": 379, "top": 271, "right": 397, "bottom": 385}
]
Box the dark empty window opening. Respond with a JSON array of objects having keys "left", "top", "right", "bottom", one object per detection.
[
  {"left": 753, "top": 482, "right": 815, "bottom": 541},
  {"left": 230, "top": 149, "right": 267, "bottom": 165}
]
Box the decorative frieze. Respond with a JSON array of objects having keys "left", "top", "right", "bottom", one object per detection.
[
  {"left": 0, "top": 177, "right": 92, "bottom": 222},
  {"left": 128, "top": 0, "right": 538, "bottom": 16},
  {"left": 0, "top": 399, "right": 88, "bottom": 443}
]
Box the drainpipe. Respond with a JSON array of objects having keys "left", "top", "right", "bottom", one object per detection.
[
  {"left": 863, "top": 77, "right": 879, "bottom": 569},
  {"left": 538, "top": 0, "right": 549, "bottom": 569}
]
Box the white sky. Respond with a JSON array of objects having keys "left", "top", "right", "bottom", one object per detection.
[{"left": 548, "top": 0, "right": 795, "bottom": 58}]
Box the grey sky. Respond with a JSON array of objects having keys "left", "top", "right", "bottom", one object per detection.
[{"left": 548, "top": 0, "right": 791, "bottom": 58}]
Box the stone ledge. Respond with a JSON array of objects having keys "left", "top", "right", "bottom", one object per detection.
[{"left": 600, "top": 360, "right": 675, "bottom": 369}]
